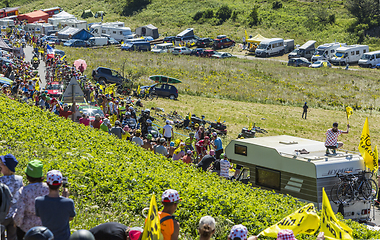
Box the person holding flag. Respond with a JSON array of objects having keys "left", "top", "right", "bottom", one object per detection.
[{"left": 325, "top": 122, "right": 349, "bottom": 155}]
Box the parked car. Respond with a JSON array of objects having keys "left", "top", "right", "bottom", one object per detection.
[
  {"left": 163, "top": 36, "right": 176, "bottom": 43},
  {"left": 287, "top": 57, "right": 311, "bottom": 67},
  {"left": 46, "top": 38, "right": 61, "bottom": 46},
  {"left": 78, "top": 105, "right": 105, "bottom": 121},
  {"left": 211, "top": 52, "right": 236, "bottom": 59},
  {"left": 190, "top": 48, "right": 205, "bottom": 57},
  {"left": 45, "top": 82, "right": 64, "bottom": 99},
  {"left": 172, "top": 47, "right": 192, "bottom": 55},
  {"left": 92, "top": 67, "right": 127, "bottom": 84},
  {"left": 63, "top": 39, "right": 90, "bottom": 48},
  {"left": 203, "top": 50, "right": 217, "bottom": 57},
  {"left": 213, "top": 37, "right": 235, "bottom": 49},
  {"left": 151, "top": 43, "right": 174, "bottom": 53},
  {"left": 196, "top": 38, "right": 214, "bottom": 48},
  {"left": 310, "top": 60, "right": 331, "bottom": 68},
  {"left": 144, "top": 83, "right": 179, "bottom": 100},
  {"left": 121, "top": 42, "right": 151, "bottom": 51}
]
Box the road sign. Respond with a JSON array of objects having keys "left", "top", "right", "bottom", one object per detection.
[{"left": 62, "top": 77, "right": 85, "bottom": 103}]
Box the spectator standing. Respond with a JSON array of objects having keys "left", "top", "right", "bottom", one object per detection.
[
  {"left": 198, "top": 216, "right": 216, "bottom": 240},
  {"left": 0, "top": 154, "right": 23, "bottom": 240},
  {"left": 219, "top": 154, "right": 231, "bottom": 179},
  {"left": 35, "top": 170, "right": 76, "bottom": 240},
  {"left": 14, "top": 160, "right": 49, "bottom": 240},
  {"left": 302, "top": 102, "right": 308, "bottom": 119},
  {"left": 163, "top": 120, "right": 174, "bottom": 142},
  {"left": 185, "top": 132, "right": 196, "bottom": 152},
  {"left": 79, "top": 113, "right": 90, "bottom": 126},
  {"left": 91, "top": 114, "right": 102, "bottom": 130},
  {"left": 211, "top": 132, "right": 223, "bottom": 159},
  {"left": 158, "top": 189, "right": 180, "bottom": 240},
  {"left": 228, "top": 224, "right": 248, "bottom": 240},
  {"left": 100, "top": 118, "right": 111, "bottom": 133}
]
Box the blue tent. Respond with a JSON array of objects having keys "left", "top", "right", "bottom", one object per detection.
[{"left": 58, "top": 27, "right": 93, "bottom": 40}]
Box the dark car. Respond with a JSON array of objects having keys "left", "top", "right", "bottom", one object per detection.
[
  {"left": 196, "top": 38, "right": 214, "bottom": 48},
  {"left": 203, "top": 50, "right": 217, "bottom": 57},
  {"left": 144, "top": 83, "right": 178, "bottom": 100},
  {"left": 92, "top": 67, "right": 127, "bottom": 85},
  {"left": 121, "top": 42, "right": 151, "bottom": 51},
  {"left": 190, "top": 48, "right": 205, "bottom": 57},
  {"left": 287, "top": 57, "right": 311, "bottom": 67},
  {"left": 213, "top": 37, "right": 235, "bottom": 49},
  {"left": 163, "top": 36, "right": 176, "bottom": 43},
  {"left": 63, "top": 39, "right": 89, "bottom": 48}
]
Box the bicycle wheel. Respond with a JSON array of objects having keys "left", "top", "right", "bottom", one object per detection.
[
  {"left": 330, "top": 183, "right": 340, "bottom": 204},
  {"left": 362, "top": 179, "right": 378, "bottom": 200},
  {"left": 337, "top": 182, "right": 354, "bottom": 204}
]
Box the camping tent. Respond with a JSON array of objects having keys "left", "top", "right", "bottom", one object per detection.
[
  {"left": 52, "top": 11, "right": 75, "bottom": 19},
  {"left": 18, "top": 10, "right": 49, "bottom": 23},
  {"left": 135, "top": 24, "right": 159, "bottom": 39},
  {"left": 247, "top": 34, "right": 268, "bottom": 44},
  {"left": 57, "top": 26, "right": 93, "bottom": 40},
  {"left": 0, "top": 38, "right": 11, "bottom": 51},
  {"left": 81, "top": 10, "right": 93, "bottom": 19}
]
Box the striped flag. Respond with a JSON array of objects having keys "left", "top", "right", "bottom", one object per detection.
[{"left": 46, "top": 44, "right": 54, "bottom": 59}]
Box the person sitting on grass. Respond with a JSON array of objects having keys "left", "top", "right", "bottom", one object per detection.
[
  {"left": 325, "top": 122, "right": 349, "bottom": 155},
  {"left": 90, "top": 222, "right": 143, "bottom": 240},
  {"left": 182, "top": 150, "right": 193, "bottom": 165},
  {"left": 172, "top": 142, "right": 186, "bottom": 161},
  {"left": 142, "top": 134, "right": 154, "bottom": 151}
]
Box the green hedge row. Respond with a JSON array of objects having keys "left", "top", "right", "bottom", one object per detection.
[{"left": 0, "top": 95, "right": 378, "bottom": 239}]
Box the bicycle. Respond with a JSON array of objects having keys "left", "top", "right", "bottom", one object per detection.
[{"left": 335, "top": 171, "right": 378, "bottom": 204}]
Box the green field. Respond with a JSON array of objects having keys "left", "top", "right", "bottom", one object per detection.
[{"left": 6, "top": 0, "right": 380, "bottom": 49}]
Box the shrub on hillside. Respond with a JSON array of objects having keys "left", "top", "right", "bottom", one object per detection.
[
  {"left": 203, "top": 9, "right": 214, "bottom": 19},
  {"left": 193, "top": 11, "right": 204, "bottom": 21},
  {"left": 272, "top": 1, "right": 283, "bottom": 9},
  {"left": 122, "top": 0, "right": 151, "bottom": 16},
  {"left": 216, "top": 5, "right": 232, "bottom": 24},
  {"left": 248, "top": 6, "right": 260, "bottom": 26}
]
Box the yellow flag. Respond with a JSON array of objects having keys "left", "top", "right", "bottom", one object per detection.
[
  {"left": 248, "top": 122, "right": 252, "bottom": 131},
  {"left": 374, "top": 145, "right": 379, "bottom": 172},
  {"left": 321, "top": 188, "right": 353, "bottom": 240},
  {"left": 60, "top": 55, "right": 66, "bottom": 61},
  {"left": 35, "top": 81, "right": 40, "bottom": 91},
  {"left": 188, "top": 112, "right": 191, "bottom": 120},
  {"left": 217, "top": 115, "right": 221, "bottom": 123},
  {"left": 141, "top": 194, "right": 162, "bottom": 240},
  {"left": 105, "top": 84, "right": 116, "bottom": 95},
  {"left": 259, "top": 203, "right": 320, "bottom": 238},
  {"left": 137, "top": 85, "right": 141, "bottom": 95},
  {"left": 245, "top": 30, "right": 248, "bottom": 40},
  {"left": 110, "top": 114, "right": 117, "bottom": 125},
  {"left": 346, "top": 106, "right": 353, "bottom": 121},
  {"left": 359, "top": 118, "right": 376, "bottom": 170}
]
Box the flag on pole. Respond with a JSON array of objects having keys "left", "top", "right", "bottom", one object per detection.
[
  {"left": 46, "top": 44, "right": 54, "bottom": 59},
  {"left": 188, "top": 112, "right": 191, "bottom": 121},
  {"left": 321, "top": 188, "right": 353, "bottom": 240},
  {"left": 358, "top": 118, "right": 377, "bottom": 170},
  {"left": 248, "top": 122, "right": 252, "bottom": 131},
  {"left": 217, "top": 115, "right": 221, "bottom": 123},
  {"left": 141, "top": 194, "right": 162, "bottom": 240},
  {"left": 259, "top": 203, "right": 320, "bottom": 238},
  {"left": 346, "top": 106, "right": 353, "bottom": 124},
  {"left": 60, "top": 55, "right": 66, "bottom": 61},
  {"left": 137, "top": 85, "right": 141, "bottom": 96}
]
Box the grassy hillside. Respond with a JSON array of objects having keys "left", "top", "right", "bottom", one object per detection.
[{"left": 5, "top": 0, "right": 380, "bottom": 49}]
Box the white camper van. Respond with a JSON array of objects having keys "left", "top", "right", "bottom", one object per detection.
[
  {"left": 90, "top": 23, "right": 133, "bottom": 41},
  {"left": 225, "top": 135, "right": 373, "bottom": 221},
  {"left": 311, "top": 42, "right": 346, "bottom": 62},
  {"left": 88, "top": 37, "right": 108, "bottom": 46},
  {"left": 358, "top": 50, "right": 380, "bottom": 68},
  {"left": 330, "top": 45, "right": 369, "bottom": 66},
  {"left": 151, "top": 43, "right": 174, "bottom": 53},
  {"left": 255, "top": 38, "right": 284, "bottom": 57}
]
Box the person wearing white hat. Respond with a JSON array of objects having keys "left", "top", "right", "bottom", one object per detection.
[
  {"left": 157, "top": 189, "right": 181, "bottom": 240},
  {"left": 198, "top": 216, "right": 216, "bottom": 240},
  {"left": 228, "top": 224, "right": 248, "bottom": 240},
  {"left": 163, "top": 120, "right": 174, "bottom": 142}
]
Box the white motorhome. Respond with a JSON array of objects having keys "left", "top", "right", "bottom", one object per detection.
[
  {"left": 330, "top": 45, "right": 369, "bottom": 66},
  {"left": 151, "top": 43, "right": 174, "bottom": 53},
  {"left": 59, "top": 19, "right": 87, "bottom": 30},
  {"left": 88, "top": 37, "right": 108, "bottom": 46},
  {"left": 311, "top": 42, "right": 346, "bottom": 62},
  {"left": 0, "top": 19, "right": 14, "bottom": 27},
  {"left": 358, "top": 50, "right": 380, "bottom": 68},
  {"left": 225, "top": 135, "right": 373, "bottom": 221},
  {"left": 255, "top": 38, "right": 284, "bottom": 57},
  {"left": 90, "top": 23, "right": 133, "bottom": 41},
  {"left": 24, "top": 23, "right": 54, "bottom": 36}
]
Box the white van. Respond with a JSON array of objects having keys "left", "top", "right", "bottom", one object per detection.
[
  {"left": 311, "top": 42, "right": 346, "bottom": 62},
  {"left": 151, "top": 43, "right": 174, "bottom": 53},
  {"left": 88, "top": 37, "right": 108, "bottom": 47},
  {"left": 255, "top": 38, "right": 284, "bottom": 57},
  {"left": 330, "top": 45, "right": 369, "bottom": 66},
  {"left": 358, "top": 50, "right": 380, "bottom": 68}
]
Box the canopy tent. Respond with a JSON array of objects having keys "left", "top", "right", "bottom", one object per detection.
[
  {"left": 0, "top": 38, "right": 12, "bottom": 52},
  {"left": 247, "top": 34, "right": 268, "bottom": 44},
  {"left": 81, "top": 10, "right": 93, "bottom": 19},
  {"left": 135, "top": 24, "right": 159, "bottom": 39},
  {"left": 57, "top": 26, "right": 93, "bottom": 40},
  {"left": 52, "top": 10, "right": 75, "bottom": 19},
  {"left": 18, "top": 10, "right": 49, "bottom": 23}
]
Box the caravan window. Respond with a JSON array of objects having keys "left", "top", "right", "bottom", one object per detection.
[
  {"left": 256, "top": 167, "right": 281, "bottom": 190},
  {"left": 235, "top": 144, "right": 247, "bottom": 156},
  {"left": 113, "top": 31, "right": 116, "bottom": 34},
  {"left": 351, "top": 51, "right": 354, "bottom": 55},
  {"left": 331, "top": 49, "right": 335, "bottom": 53},
  {"left": 102, "top": 30, "right": 106, "bottom": 34},
  {"left": 356, "top": 50, "right": 359, "bottom": 55},
  {"left": 376, "top": 53, "right": 380, "bottom": 58},
  {"left": 363, "top": 49, "right": 367, "bottom": 53}
]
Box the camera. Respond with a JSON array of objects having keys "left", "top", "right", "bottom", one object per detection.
[{"left": 62, "top": 177, "right": 68, "bottom": 188}]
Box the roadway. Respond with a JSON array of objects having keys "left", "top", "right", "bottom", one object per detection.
[{"left": 24, "top": 45, "right": 47, "bottom": 88}]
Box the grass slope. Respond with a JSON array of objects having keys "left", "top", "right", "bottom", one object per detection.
[
  {"left": 1, "top": 95, "right": 380, "bottom": 240},
  {"left": 6, "top": 0, "right": 380, "bottom": 49}
]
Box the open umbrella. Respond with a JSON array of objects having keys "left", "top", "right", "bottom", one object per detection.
[
  {"left": 0, "top": 76, "right": 12, "bottom": 85},
  {"left": 73, "top": 59, "right": 87, "bottom": 71}
]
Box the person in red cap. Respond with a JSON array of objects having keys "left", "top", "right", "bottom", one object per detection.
[{"left": 158, "top": 189, "right": 180, "bottom": 240}]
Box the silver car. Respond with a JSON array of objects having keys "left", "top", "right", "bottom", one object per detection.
[{"left": 172, "top": 47, "right": 192, "bottom": 55}]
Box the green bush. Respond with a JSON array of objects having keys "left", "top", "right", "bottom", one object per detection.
[
  {"left": 272, "top": 1, "right": 283, "bottom": 9},
  {"left": 248, "top": 6, "right": 260, "bottom": 26},
  {"left": 193, "top": 11, "right": 204, "bottom": 21},
  {"left": 216, "top": 5, "right": 232, "bottom": 24},
  {"left": 1, "top": 95, "right": 380, "bottom": 240},
  {"left": 203, "top": 9, "right": 214, "bottom": 19}
]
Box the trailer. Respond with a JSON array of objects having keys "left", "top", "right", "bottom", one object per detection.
[
  {"left": 225, "top": 135, "right": 372, "bottom": 221},
  {"left": 90, "top": 22, "right": 133, "bottom": 41}
]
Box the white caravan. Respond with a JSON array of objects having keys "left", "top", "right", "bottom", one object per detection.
[
  {"left": 358, "top": 50, "right": 380, "bottom": 68},
  {"left": 255, "top": 38, "right": 284, "bottom": 57},
  {"left": 90, "top": 22, "right": 133, "bottom": 41},
  {"left": 311, "top": 42, "right": 346, "bottom": 62},
  {"left": 330, "top": 45, "right": 369, "bottom": 66}
]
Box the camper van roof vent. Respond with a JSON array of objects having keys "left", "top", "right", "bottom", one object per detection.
[{"left": 279, "top": 141, "right": 298, "bottom": 145}]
